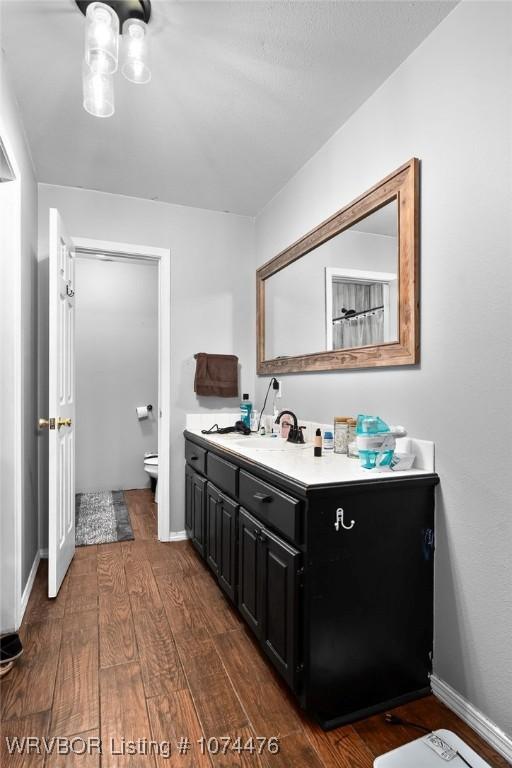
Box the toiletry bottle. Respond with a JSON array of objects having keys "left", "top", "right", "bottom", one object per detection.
[
  {"left": 314, "top": 428, "right": 322, "bottom": 457},
  {"left": 272, "top": 405, "right": 281, "bottom": 437},
  {"left": 323, "top": 430, "right": 334, "bottom": 453},
  {"left": 250, "top": 410, "right": 260, "bottom": 433},
  {"left": 334, "top": 417, "right": 349, "bottom": 454},
  {"left": 240, "top": 394, "right": 252, "bottom": 429}
]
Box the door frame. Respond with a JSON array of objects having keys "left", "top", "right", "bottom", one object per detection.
[
  {"left": 72, "top": 236, "right": 172, "bottom": 541},
  {"left": 0, "top": 121, "right": 23, "bottom": 629}
]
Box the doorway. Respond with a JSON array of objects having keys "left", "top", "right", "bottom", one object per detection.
[
  {"left": 73, "top": 250, "right": 159, "bottom": 547},
  {"left": 73, "top": 237, "right": 171, "bottom": 545}
]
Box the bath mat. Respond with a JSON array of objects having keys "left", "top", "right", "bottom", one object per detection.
[{"left": 75, "top": 490, "right": 134, "bottom": 546}]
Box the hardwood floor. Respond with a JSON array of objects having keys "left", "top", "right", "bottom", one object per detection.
[{"left": 0, "top": 489, "right": 508, "bottom": 767}]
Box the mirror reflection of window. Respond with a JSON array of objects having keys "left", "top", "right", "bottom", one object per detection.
[
  {"left": 332, "top": 279, "right": 385, "bottom": 349},
  {"left": 326, "top": 266, "right": 398, "bottom": 351}
]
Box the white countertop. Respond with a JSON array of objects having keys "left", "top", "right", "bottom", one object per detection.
[{"left": 185, "top": 415, "right": 436, "bottom": 488}]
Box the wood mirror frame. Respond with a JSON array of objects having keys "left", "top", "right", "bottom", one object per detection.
[{"left": 257, "top": 158, "right": 419, "bottom": 374}]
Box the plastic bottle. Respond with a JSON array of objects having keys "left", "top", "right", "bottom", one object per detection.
[
  {"left": 272, "top": 405, "right": 282, "bottom": 437},
  {"left": 323, "top": 430, "right": 334, "bottom": 453},
  {"left": 240, "top": 394, "right": 252, "bottom": 429}
]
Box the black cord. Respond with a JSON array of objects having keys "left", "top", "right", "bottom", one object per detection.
[
  {"left": 384, "top": 713, "right": 431, "bottom": 733},
  {"left": 201, "top": 424, "right": 220, "bottom": 434},
  {"left": 453, "top": 752, "right": 475, "bottom": 768},
  {"left": 257, "top": 377, "right": 278, "bottom": 432},
  {"left": 384, "top": 714, "right": 475, "bottom": 768}
]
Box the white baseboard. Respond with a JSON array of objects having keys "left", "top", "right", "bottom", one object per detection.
[
  {"left": 39, "top": 548, "right": 48, "bottom": 558},
  {"left": 431, "top": 674, "right": 512, "bottom": 763},
  {"left": 169, "top": 530, "right": 188, "bottom": 542},
  {"left": 18, "top": 551, "right": 40, "bottom": 627}
]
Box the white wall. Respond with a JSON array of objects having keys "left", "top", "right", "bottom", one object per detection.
[
  {"left": 38, "top": 184, "right": 255, "bottom": 541},
  {"left": 0, "top": 53, "right": 38, "bottom": 632},
  {"left": 75, "top": 258, "right": 158, "bottom": 493},
  {"left": 255, "top": 0, "right": 512, "bottom": 739}
]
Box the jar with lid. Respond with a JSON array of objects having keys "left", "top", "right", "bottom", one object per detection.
[
  {"left": 333, "top": 416, "right": 349, "bottom": 454},
  {"left": 347, "top": 418, "right": 358, "bottom": 458}
]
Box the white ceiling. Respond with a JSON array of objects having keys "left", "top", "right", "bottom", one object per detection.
[{"left": 1, "top": 0, "right": 456, "bottom": 215}]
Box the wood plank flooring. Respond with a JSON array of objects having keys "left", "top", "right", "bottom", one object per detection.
[{"left": 1, "top": 489, "right": 508, "bottom": 767}]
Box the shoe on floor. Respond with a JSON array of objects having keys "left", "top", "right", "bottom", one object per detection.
[
  {"left": 0, "top": 661, "right": 14, "bottom": 678},
  {"left": 0, "top": 633, "right": 23, "bottom": 665}
]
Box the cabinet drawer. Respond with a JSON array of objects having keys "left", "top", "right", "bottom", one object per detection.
[
  {"left": 239, "top": 471, "right": 301, "bottom": 543},
  {"left": 207, "top": 453, "right": 238, "bottom": 498},
  {"left": 185, "top": 439, "right": 206, "bottom": 475}
]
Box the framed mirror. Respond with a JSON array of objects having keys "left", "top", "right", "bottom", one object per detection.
[{"left": 257, "top": 158, "right": 419, "bottom": 374}]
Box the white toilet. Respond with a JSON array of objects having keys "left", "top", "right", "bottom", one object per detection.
[{"left": 143, "top": 454, "right": 158, "bottom": 503}]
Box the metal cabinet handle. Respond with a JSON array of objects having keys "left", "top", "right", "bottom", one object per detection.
[{"left": 253, "top": 493, "right": 272, "bottom": 503}]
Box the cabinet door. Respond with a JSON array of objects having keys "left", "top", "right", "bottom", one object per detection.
[
  {"left": 238, "top": 508, "right": 263, "bottom": 635},
  {"left": 306, "top": 486, "right": 435, "bottom": 723},
  {"left": 218, "top": 492, "right": 238, "bottom": 603},
  {"left": 191, "top": 473, "right": 207, "bottom": 558},
  {"left": 206, "top": 483, "right": 220, "bottom": 576},
  {"left": 260, "top": 528, "right": 301, "bottom": 689},
  {"left": 185, "top": 465, "right": 193, "bottom": 536}
]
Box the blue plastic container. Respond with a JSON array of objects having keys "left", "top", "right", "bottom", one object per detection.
[{"left": 356, "top": 415, "right": 395, "bottom": 470}]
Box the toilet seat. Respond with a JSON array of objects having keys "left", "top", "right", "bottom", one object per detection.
[{"left": 144, "top": 456, "right": 158, "bottom": 467}]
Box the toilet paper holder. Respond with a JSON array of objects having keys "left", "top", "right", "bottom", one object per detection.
[{"left": 136, "top": 404, "right": 153, "bottom": 419}]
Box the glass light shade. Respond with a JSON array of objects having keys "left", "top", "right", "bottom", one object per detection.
[
  {"left": 85, "top": 1, "right": 119, "bottom": 75},
  {"left": 121, "top": 18, "right": 151, "bottom": 84},
  {"left": 82, "top": 63, "right": 114, "bottom": 117}
]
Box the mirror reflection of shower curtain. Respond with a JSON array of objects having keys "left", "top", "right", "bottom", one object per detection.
[{"left": 332, "top": 281, "right": 384, "bottom": 349}]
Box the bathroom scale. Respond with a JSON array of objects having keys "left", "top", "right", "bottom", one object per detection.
[{"left": 374, "top": 730, "right": 493, "bottom": 768}]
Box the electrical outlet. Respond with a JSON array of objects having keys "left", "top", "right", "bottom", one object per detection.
[{"left": 276, "top": 379, "right": 282, "bottom": 398}]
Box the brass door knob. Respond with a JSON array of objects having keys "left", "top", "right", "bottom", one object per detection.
[
  {"left": 38, "top": 417, "right": 55, "bottom": 430},
  {"left": 57, "top": 418, "right": 72, "bottom": 428}
]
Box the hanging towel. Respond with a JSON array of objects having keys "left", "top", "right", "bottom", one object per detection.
[{"left": 194, "top": 353, "right": 239, "bottom": 398}]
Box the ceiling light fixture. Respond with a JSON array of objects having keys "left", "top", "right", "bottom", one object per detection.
[
  {"left": 121, "top": 18, "right": 151, "bottom": 84},
  {"left": 76, "top": 0, "right": 152, "bottom": 118}
]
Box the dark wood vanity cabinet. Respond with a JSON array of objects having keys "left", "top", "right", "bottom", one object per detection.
[
  {"left": 184, "top": 431, "right": 439, "bottom": 730},
  {"left": 185, "top": 463, "right": 207, "bottom": 557},
  {"left": 238, "top": 507, "right": 264, "bottom": 633},
  {"left": 205, "top": 483, "right": 237, "bottom": 602},
  {"left": 239, "top": 507, "right": 301, "bottom": 688}
]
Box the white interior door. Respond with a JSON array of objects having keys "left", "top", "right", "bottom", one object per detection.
[{"left": 47, "top": 208, "right": 75, "bottom": 597}]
